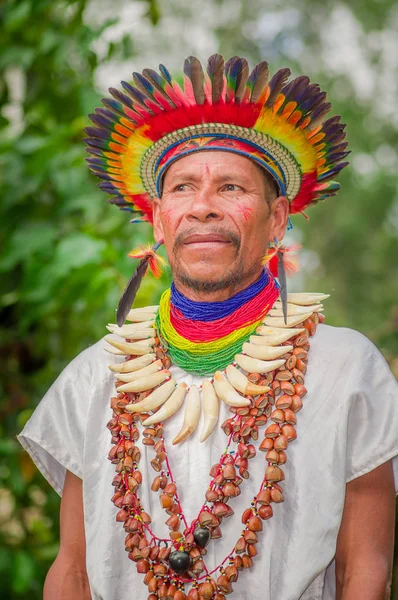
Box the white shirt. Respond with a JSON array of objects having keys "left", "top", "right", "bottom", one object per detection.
[{"left": 18, "top": 324, "right": 398, "bottom": 600}]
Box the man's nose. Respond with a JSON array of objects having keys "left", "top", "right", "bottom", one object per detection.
[{"left": 185, "top": 187, "right": 224, "bottom": 222}]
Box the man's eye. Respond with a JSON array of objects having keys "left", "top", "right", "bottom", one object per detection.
[
  {"left": 173, "top": 184, "right": 188, "bottom": 192},
  {"left": 223, "top": 184, "right": 241, "bottom": 192}
]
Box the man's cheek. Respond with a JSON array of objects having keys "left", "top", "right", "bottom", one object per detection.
[{"left": 233, "top": 201, "right": 254, "bottom": 222}]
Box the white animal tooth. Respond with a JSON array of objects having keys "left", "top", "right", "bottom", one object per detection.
[
  {"left": 270, "top": 303, "right": 323, "bottom": 317},
  {"left": 107, "top": 320, "right": 154, "bottom": 334},
  {"left": 142, "top": 383, "right": 188, "bottom": 425},
  {"left": 242, "top": 343, "right": 293, "bottom": 360},
  {"left": 117, "top": 370, "right": 170, "bottom": 393},
  {"left": 225, "top": 364, "right": 270, "bottom": 396},
  {"left": 108, "top": 353, "right": 155, "bottom": 373},
  {"left": 213, "top": 371, "right": 251, "bottom": 407},
  {"left": 126, "top": 306, "right": 158, "bottom": 322},
  {"left": 262, "top": 313, "right": 313, "bottom": 328},
  {"left": 200, "top": 380, "right": 220, "bottom": 442},
  {"left": 104, "top": 347, "right": 125, "bottom": 355},
  {"left": 256, "top": 326, "right": 305, "bottom": 338},
  {"left": 250, "top": 333, "right": 300, "bottom": 346},
  {"left": 105, "top": 336, "right": 155, "bottom": 355},
  {"left": 116, "top": 360, "right": 163, "bottom": 382},
  {"left": 173, "top": 385, "right": 201, "bottom": 445},
  {"left": 287, "top": 293, "right": 329, "bottom": 305},
  {"left": 125, "top": 378, "right": 176, "bottom": 413},
  {"left": 106, "top": 326, "right": 155, "bottom": 340},
  {"left": 234, "top": 354, "right": 285, "bottom": 374}
]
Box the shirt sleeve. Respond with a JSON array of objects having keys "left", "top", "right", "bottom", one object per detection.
[
  {"left": 17, "top": 346, "right": 95, "bottom": 496},
  {"left": 345, "top": 336, "right": 398, "bottom": 491}
]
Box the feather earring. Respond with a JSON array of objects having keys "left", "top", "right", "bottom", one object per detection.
[
  {"left": 116, "top": 241, "right": 165, "bottom": 327},
  {"left": 262, "top": 241, "right": 301, "bottom": 325}
]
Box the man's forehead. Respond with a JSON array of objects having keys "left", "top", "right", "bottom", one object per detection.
[{"left": 164, "top": 151, "right": 260, "bottom": 180}]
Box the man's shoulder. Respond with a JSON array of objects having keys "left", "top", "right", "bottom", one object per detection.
[{"left": 310, "top": 323, "right": 382, "bottom": 370}]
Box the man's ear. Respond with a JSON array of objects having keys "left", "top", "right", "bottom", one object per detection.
[
  {"left": 152, "top": 198, "right": 164, "bottom": 243},
  {"left": 269, "top": 196, "right": 289, "bottom": 241}
]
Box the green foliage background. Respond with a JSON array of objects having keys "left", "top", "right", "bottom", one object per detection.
[{"left": 0, "top": 0, "right": 397, "bottom": 597}]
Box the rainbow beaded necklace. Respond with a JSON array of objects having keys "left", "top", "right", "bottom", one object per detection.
[{"left": 156, "top": 270, "right": 280, "bottom": 376}]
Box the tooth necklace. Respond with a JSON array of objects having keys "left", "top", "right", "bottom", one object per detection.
[{"left": 105, "top": 288, "right": 328, "bottom": 600}]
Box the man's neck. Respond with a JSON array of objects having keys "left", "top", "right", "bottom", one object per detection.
[{"left": 173, "top": 268, "right": 265, "bottom": 303}]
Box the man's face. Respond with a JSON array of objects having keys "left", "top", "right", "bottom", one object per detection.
[{"left": 152, "top": 151, "right": 288, "bottom": 298}]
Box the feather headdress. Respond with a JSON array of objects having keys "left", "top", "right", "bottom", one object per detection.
[{"left": 84, "top": 54, "right": 349, "bottom": 223}]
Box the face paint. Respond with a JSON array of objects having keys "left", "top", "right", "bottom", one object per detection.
[{"left": 236, "top": 202, "right": 254, "bottom": 222}]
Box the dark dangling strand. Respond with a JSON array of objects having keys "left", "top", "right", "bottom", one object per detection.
[{"left": 116, "top": 241, "right": 164, "bottom": 327}]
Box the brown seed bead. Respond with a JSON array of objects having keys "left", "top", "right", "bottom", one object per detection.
[
  {"left": 166, "top": 514, "right": 180, "bottom": 530},
  {"left": 150, "top": 458, "right": 161, "bottom": 472},
  {"left": 265, "top": 449, "right": 279, "bottom": 464},
  {"left": 264, "top": 423, "right": 280, "bottom": 438},
  {"left": 136, "top": 559, "right": 150, "bottom": 573},
  {"left": 210, "top": 526, "right": 222, "bottom": 539},
  {"left": 259, "top": 437, "right": 274, "bottom": 452},
  {"left": 205, "top": 488, "right": 218, "bottom": 503},
  {"left": 276, "top": 370, "right": 293, "bottom": 381},
  {"left": 284, "top": 408, "right": 297, "bottom": 425},
  {"left": 258, "top": 504, "right": 273, "bottom": 521},
  {"left": 144, "top": 570, "right": 155, "bottom": 585},
  {"left": 148, "top": 576, "right": 159, "bottom": 592},
  {"left": 281, "top": 423, "right": 297, "bottom": 441},
  {"left": 265, "top": 465, "right": 283, "bottom": 482},
  {"left": 275, "top": 394, "right": 292, "bottom": 410},
  {"left": 116, "top": 508, "right": 129, "bottom": 522},
  {"left": 153, "top": 563, "right": 167, "bottom": 576},
  {"left": 247, "top": 515, "right": 263, "bottom": 532},
  {"left": 243, "top": 529, "right": 258, "bottom": 544},
  {"left": 158, "top": 582, "right": 168, "bottom": 598},
  {"left": 170, "top": 530, "right": 183, "bottom": 541},
  {"left": 274, "top": 434, "right": 288, "bottom": 451},
  {"left": 296, "top": 358, "right": 307, "bottom": 373},
  {"left": 214, "top": 594, "right": 227, "bottom": 600},
  {"left": 271, "top": 487, "right": 284, "bottom": 503},
  {"left": 174, "top": 591, "right": 187, "bottom": 600},
  {"left": 187, "top": 588, "right": 200, "bottom": 599},
  {"left": 270, "top": 408, "right": 285, "bottom": 423},
  {"left": 198, "top": 581, "right": 214, "bottom": 599},
  {"left": 294, "top": 383, "right": 307, "bottom": 398},
  {"left": 291, "top": 364, "right": 304, "bottom": 383},
  {"left": 235, "top": 537, "right": 246, "bottom": 553},
  {"left": 141, "top": 511, "right": 151, "bottom": 524},
  {"left": 242, "top": 554, "right": 253, "bottom": 569},
  {"left": 160, "top": 494, "right": 173, "bottom": 509},
  {"left": 142, "top": 437, "right": 155, "bottom": 446},
  {"left": 285, "top": 354, "right": 297, "bottom": 370},
  {"left": 167, "top": 584, "right": 178, "bottom": 597},
  {"left": 255, "top": 395, "right": 268, "bottom": 409},
  {"left": 290, "top": 394, "right": 303, "bottom": 413},
  {"left": 271, "top": 380, "right": 281, "bottom": 396},
  {"left": 148, "top": 593, "right": 158, "bottom": 600},
  {"left": 149, "top": 546, "right": 159, "bottom": 561},
  {"left": 247, "top": 372, "right": 261, "bottom": 383},
  {"left": 164, "top": 482, "right": 177, "bottom": 496},
  {"left": 233, "top": 556, "right": 244, "bottom": 573},
  {"left": 278, "top": 450, "right": 287, "bottom": 465},
  {"left": 256, "top": 488, "right": 271, "bottom": 505},
  {"left": 225, "top": 565, "right": 239, "bottom": 582},
  {"left": 280, "top": 381, "right": 295, "bottom": 396},
  {"left": 255, "top": 415, "right": 268, "bottom": 427},
  {"left": 151, "top": 475, "right": 161, "bottom": 492},
  {"left": 248, "top": 543, "right": 258, "bottom": 558},
  {"left": 222, "top": 482, "right": 237, "bottom": 499},
  {"left": 217, "top": 575, "right": 233, "bottom": 594},
  {"left": 223, "top": 463, "right": 236, "bottom": 480}
]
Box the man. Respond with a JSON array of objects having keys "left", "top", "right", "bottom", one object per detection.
[{"left": 18, "top": 55, "right": 398, "bottom": 600}]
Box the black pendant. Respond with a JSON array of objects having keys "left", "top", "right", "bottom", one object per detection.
[
  {"left": 194, "top": 526, "right": 211, "bottom": 548},
  {"left": 168, "top": 550, "right": 192, "bottom": 575}
]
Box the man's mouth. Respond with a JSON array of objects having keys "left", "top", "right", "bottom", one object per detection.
[{"left": 182, "top": 234, "right": 233, "bottom": 248}]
